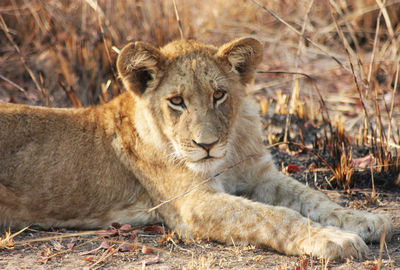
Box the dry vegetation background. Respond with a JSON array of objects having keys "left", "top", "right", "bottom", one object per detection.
[{"left": 1, "top": 0, "right": 400, "bottom": 269}]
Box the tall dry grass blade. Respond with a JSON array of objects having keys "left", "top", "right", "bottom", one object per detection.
[
  {"left": 367, "top": 8, "right": 383, "bottom": 84},
  {"left": 250, "top": 0, "right": 366, "bottom": 87},
  {"left": 285, "top": 0, "right": 314, "bottom": 146},
  {"left": 374, "top": 80, "right": 388, "bottom": 147},
  {"left": 320, "top": 0, "right": 400, "bottom": 34},
  {"left": 329, "top": 1, "right": 357, "bottom": 58},
  {"left": 328, "top": 1, "right": 371, "bottom": 131},
  {"left": 94, "top": 2, "right": 120, "bottom": 93},
  {"left": 0, "top": 74, "right": 26, "bottom": 93},
  {"left": 375, "top": 0, "right": 395, "bottom": 38},
  {"left": 172, "top": 0, "right": 184, "bottom": 39},
  {"left": 0, "top": 14, "right": 44, "bottom": 101},
  {"left": 388, "top": 61, "right": 399, "bottom": 144}
]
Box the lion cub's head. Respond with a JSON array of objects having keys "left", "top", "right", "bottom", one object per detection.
[{"left": 117, "top": 38, "right": 263, "bottom": 174}]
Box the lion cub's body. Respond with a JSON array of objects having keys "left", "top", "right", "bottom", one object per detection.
[{"left": 0, "top": 38, "right": 393, "bottom": 259}]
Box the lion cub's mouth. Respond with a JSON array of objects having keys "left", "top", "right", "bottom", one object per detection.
[
  {"left": 186, "top": 154, "right": 227, "bottom": 174},
  {"left": 187, "top": 147, "right": 227, "bottom": 163}
]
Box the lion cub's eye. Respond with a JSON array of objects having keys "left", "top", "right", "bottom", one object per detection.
[
  {"left": 168, "top": 96, "right": 185, "bottom": 108},
  {"left": 213, "top": 90, "right": 226, "bottom": 104}
]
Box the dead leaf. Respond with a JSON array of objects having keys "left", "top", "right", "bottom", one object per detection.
[
  {"left": 67, "top": 242, "right": 75, "bottom": 249},
  {"left": 79, "top": 241, "right": 111, "bottom": 255},
  {"left": 352, "top": 154, "right": 376, "bottom": 169},
  {"left": 119, "top": 224, "right": 132, "bottom": 232},
  {"left": 290, "top": 258, "right": 308, "bottom": 270},
  {"left": 141, "top": 255, "right": 159, "bottom": 266},
  {"left": 120, "top": 244, "right": 134, "bottom": 252},
  {"left": 99, "top": 241, "right": 111, "bottom": 249},
  {"left": 144, "top": 225, "right": 165, "bottom": 234},
  {"left": 142, "top": 244, "right": 153, "bottom": 254},
  {"left": 368, "top": 264, "right": 378, "bottom": 270},
  {"left": 287, "top": 164, "right": 301, "bottom": 173}
]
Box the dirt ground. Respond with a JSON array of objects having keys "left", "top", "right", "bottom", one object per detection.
[{"left": 1, "top": 147, "right": 399, "bottom": 270}]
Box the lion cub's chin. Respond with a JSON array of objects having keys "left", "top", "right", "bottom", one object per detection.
[{"left": 186, "top": 157, "right": 227, "bottom": 176}]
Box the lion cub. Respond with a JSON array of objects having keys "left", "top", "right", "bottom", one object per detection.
[{"left": 0, "top": 38, "right": 393, "bottom": 259}]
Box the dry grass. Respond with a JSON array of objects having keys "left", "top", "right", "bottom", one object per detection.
[{"left": 0, "top": 0, "right": 400, "bottom": 268}]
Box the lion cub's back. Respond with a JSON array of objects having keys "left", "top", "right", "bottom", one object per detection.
[{"left": 0, "top": 103, "right": 153, "bottom": 229}]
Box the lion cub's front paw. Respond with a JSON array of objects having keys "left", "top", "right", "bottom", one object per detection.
[
  {"left": 299, "top": 227, "right": 369, "bottom": 260},
  {"left": 339, "top": 211, "right": 393, "bottom": 242}
]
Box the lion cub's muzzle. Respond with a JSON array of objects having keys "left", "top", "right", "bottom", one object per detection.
[
  {"left": 192, "top": 139, "right": 219, "bottom": 159},
  {"left": 184, "top": 136, "right": 227, "bottom": 162}
]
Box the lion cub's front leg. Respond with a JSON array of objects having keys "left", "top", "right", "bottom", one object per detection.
[
  {"left": 171, "top": 191, "right": 368, "bottom": 260},
  {"left": 247, "top": 154, "right": 394, "bottom": 243}
]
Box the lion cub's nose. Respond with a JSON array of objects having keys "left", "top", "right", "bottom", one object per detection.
[{"left": 192, "top": 139, "right": 219, "bottom": 151}]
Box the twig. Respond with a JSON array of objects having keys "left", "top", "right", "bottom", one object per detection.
[
  {"left": 14, "top": 231, "right": 102, "bottom": 245},
  {"left": 43, "top": 237, "right": 100, "bottom": 261},
  {"left": 90, "top": 244, "right": 120, "bottom": 268},
  {"left": 148, "top": 155, "right": 257, "bottom": 212}
]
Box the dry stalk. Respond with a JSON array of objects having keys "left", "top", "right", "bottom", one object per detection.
[
  {"left": 0, "top": 227, "right": 28, "bottom": 251},
  {"left": 388, "top": 61, "right": 399, "bottom": 143},
  {"left": 14, "top": 230, "right": 104, "bottom": 245},
  {"left": 89, "top": 244, "right": 121, "bottom": 268},
  {"left": 374, "top": 81, "right": 388, "bottom": 146},
  {"left": 59, "top": 80, "right": 83, "bottom": 108},
  {"left": 375, "top": 0, "right": 395, "bottom": 38},
  {"left": 96, "top": 9, "right": 119, "bottom": 89},
  {"left": 172, "top": 0, "right": 184, "bottom": 39},
  {"left": 367, "top": 6, "right": 383, "bottom": 84},
  {"left": 42, "top": 236, "right": 100, "bottom": 261}
]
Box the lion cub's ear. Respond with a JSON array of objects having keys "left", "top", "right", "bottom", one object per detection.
[
  {"left": 117, "top": 42, "right": 165, "bottom": 95},
  {"left": 216, "top": 37, "right": 263, "bottom": 84}
]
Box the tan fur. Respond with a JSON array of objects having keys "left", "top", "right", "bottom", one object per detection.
[{"left": 0, "top": 38, "right": 393, "bottom": 260}]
